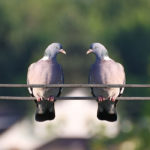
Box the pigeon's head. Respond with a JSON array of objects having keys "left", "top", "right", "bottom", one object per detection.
[
  {"left": 86, "top": 43, "right": 109, "bottom": 59},
  {"left": 44, "top": 43, "right": 66, "bottom": 59}
]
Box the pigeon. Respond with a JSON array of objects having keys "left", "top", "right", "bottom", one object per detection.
[
  {"left": 87, "top": 43, "right": 125, "bottom": 122},
  {"left": 27, "top": 43, "right": 66, "bottom": 122}
]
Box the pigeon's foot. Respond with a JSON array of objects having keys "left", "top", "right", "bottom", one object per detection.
[
  {"left": 37, "top": 97, "right": 42, "bottom": 102},
  {"left": 109, "top": 97, "right": 116, "bottom": 102},
  {"left": 47, "top": 96, "right": 55, "bottom": 102},
  {"left": 98, "top": 96, "right": 105, "bottom": 102}
]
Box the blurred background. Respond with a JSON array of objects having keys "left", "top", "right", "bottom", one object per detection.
[{"left": 0, "top": 0, "right": 150, "bottom": 149}]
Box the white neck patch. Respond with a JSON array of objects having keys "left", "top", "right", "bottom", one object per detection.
[
  {"left": 41, "top": 56, "right": 49, "bottom": 60},
  {"left": 103, "top": 56, "right": 111, "bottom": 61}
]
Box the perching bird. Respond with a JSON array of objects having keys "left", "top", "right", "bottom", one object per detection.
[
  {"left": 27, "top": 43, "right": 66, "bottom": 122},
  {"left": 87, "top": 43, "right": 125, "bottom": 122}
]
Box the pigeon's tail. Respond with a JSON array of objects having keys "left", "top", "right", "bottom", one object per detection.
[
  {"left": 34, "top": 100, "right": 55, "bottom": 122},
  {"left": 97, "top": 100, "right": 118, "bottom": 122}
]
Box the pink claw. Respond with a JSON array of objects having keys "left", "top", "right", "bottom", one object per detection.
[
  {"left": 98, "top": 96, "right": 105, "bottom": 102},
  {"left": 48, "top": 96, "right": 55, "bottom": 102},
  {"left": 37, "top": 97, "right": 42, "bottom": 102},
  {"left": 110, "top": 97, "right": 115, "bottom": 102}
]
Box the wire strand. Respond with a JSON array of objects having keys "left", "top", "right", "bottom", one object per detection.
[
  {"left": 0, "top": 84, "right": 150, "bottom": 88},
  {"left": 0, "top": 84, "right": 150, "bottom": 101},
  {"left": 0, "top": 96, "right": 150, "bottom": 101}
]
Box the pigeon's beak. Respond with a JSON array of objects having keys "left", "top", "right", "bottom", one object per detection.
[
  {"left": 86, "top": 49, "right": 93, "bottom": 55},
  {"left": 59, "top": 49, "right": 66, "bottom": 55}
]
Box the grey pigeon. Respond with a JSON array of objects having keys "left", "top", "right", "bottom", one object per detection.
[
  {"left": 27, "top": 43, "right": 66, "bottom": 122},
  {"left": 87, "top": 43, "right": 125, "bottom": 122}
]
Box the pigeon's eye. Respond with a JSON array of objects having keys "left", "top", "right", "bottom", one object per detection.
[
  {"left": 59, "top": 44, "right": 63, "bottom": 49},
  {"left": 90, "top": 44, "right": 93, "bottom": 49}
]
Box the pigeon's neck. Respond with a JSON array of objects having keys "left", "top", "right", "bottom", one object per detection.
[
  {"left": 41, "top": 55, "right": 57, "bottom": 62},
  {"left": 96, "top": 55, "right": 111, "bottom": 62},
  {"left": 103, "top": 56, "right": 111, "bottom": 61},
  {"left": 95, "top": 49, "right": 111, "bottom": 61}
]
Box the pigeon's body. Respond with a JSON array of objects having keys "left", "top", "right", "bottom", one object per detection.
[
  {"left": 27, "top": 43, "right": 66, "bottom": 122},
  {"left": 87, "top": 43, "right": 125, "bottom": 122},
  {"left": 27, "top": 59, "right": 63, "bottom": 99},
  {"left": 89, "top": 59, "right": 125, "bottom": 99}
]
